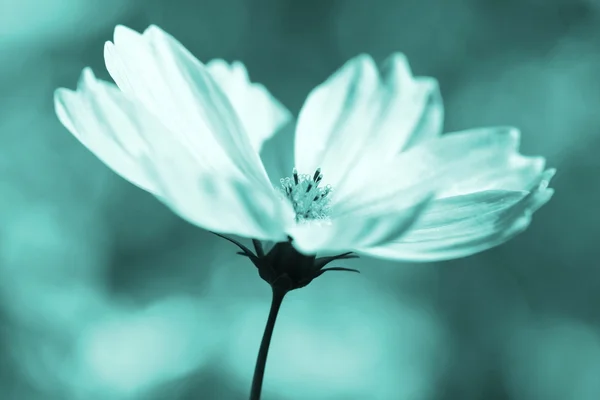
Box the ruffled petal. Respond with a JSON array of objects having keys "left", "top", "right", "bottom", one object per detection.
[
  {"left": 294, "top": 53, "right": 442, "bottom": 197},
  {"left": 139, "top": 125, "right": 291, "bottom": 241},
  {"left": 56, "top": 64, "right": 286, "bottom": 240},
  {"left": 206, "top": 59, "right": 291, "bottom": 151},
  {"left": 334, "top": 126, "right": 526, "bottom": 213},
  {"left": 288, "top": 181, "right": 434, "bottom": 254},
  {"left": 359, "top": 169, "right": 555, "bottom": 261},
  {"left": 104, "top": 25, "right": 272, "bottom": 192},
  {"left": 438, "top": 152, "right": 546, "bottom": 197},
  {"left": 54, "top": 67, "right": 166, "bottom": 194}
]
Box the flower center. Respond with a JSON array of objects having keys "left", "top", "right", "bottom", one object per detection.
[{"left": 279, "top": 168, "right": 332, "bottom": 223}]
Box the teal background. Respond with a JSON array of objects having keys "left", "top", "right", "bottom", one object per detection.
[{"left": 1, "top": 0, "right": 599, "bottom": 399}]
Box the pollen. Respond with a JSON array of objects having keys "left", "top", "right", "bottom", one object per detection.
[{"left": 279, "top": 168, "right": 332, "bottom": 223}]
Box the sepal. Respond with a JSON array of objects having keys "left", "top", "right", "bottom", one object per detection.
[{"left": 215, "top": 233, "right": 360, "bottom": 293}]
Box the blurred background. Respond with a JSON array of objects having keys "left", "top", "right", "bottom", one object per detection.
[{"left": 1, "top": 0, "right": 599, "bottom": 399}]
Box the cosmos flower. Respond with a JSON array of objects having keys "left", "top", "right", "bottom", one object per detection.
[{"left": 54, "top": 25, "right": 554, "bottom": 278}]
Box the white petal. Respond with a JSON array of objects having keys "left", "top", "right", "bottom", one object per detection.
[
  {"left": 54, "top": 67, "right": 166, "bottom": 194},
  {"left": 139, "top": 130, "right": 291, "bottom": 241},
  {"left": 335, "top": 126, "right": 524, "bottom": 213},
  {"left": 438, "top": 152, "right": 546, "bottom": 197},
  {"left": 104, "top": 25, "right": 272, "bottom": 192},
  {"left": 290, "top": 198, "right": 432, "bottom": 254},
  {"left": 349, "top": 54, "right": 445, "bottom": 186},
  {"left": 294, "top": 53, "right": 442, "bottom": 196},
  {"left": 359, "top": 170, "right": 555, "bottom": 261},
  {"left": 206, "top": 59, "right": 292, "bottom": 151},
  {"left": 289, "top": 181, "right": 435, "bottom": 254},
  {"left": 294, "top": 54, "right": 378, "bottom": 188}
]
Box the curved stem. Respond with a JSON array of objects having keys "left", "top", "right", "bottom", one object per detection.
[{"left": 249, "top": 288, "right": 287, "bottom": 400}]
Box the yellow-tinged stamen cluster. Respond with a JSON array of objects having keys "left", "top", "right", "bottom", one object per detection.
[{"left": 279, "top": 168, "right": 332, "bottom": 223}]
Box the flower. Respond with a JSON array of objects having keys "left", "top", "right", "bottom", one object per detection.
[{"left": 54, "top": 25, "right": 554, "bottom": 273}]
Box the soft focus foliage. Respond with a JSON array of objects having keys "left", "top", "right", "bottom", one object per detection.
[{"left": 0, "top": 0, "right": 598, "bottom": 399}]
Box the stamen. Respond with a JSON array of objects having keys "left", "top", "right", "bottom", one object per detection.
[
  {"left": 278, "top": 167, "right": 333, "bottom": 223},
  {"left": 312, "top": 168, "right": 322, "bottom": 182}
]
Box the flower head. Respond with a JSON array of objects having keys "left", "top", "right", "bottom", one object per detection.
[{"left": 54, "top": 25, "right": 554, "bottom": 281}]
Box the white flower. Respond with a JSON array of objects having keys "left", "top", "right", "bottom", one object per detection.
[{"left": 54, "top": 25, "right": 554, "bottom": 262}]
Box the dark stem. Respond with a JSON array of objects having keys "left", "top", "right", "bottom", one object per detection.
[{"left": 249, "top": 288, "right": 287, "bottom": 400}]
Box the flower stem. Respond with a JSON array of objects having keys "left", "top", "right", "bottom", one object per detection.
[{"left": 249, "top": 288, "right": 287, "bottom": 400}]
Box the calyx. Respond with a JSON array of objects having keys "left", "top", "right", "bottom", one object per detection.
[{"left": 213, "top": 233, "right": 359, "bottom": 293}]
